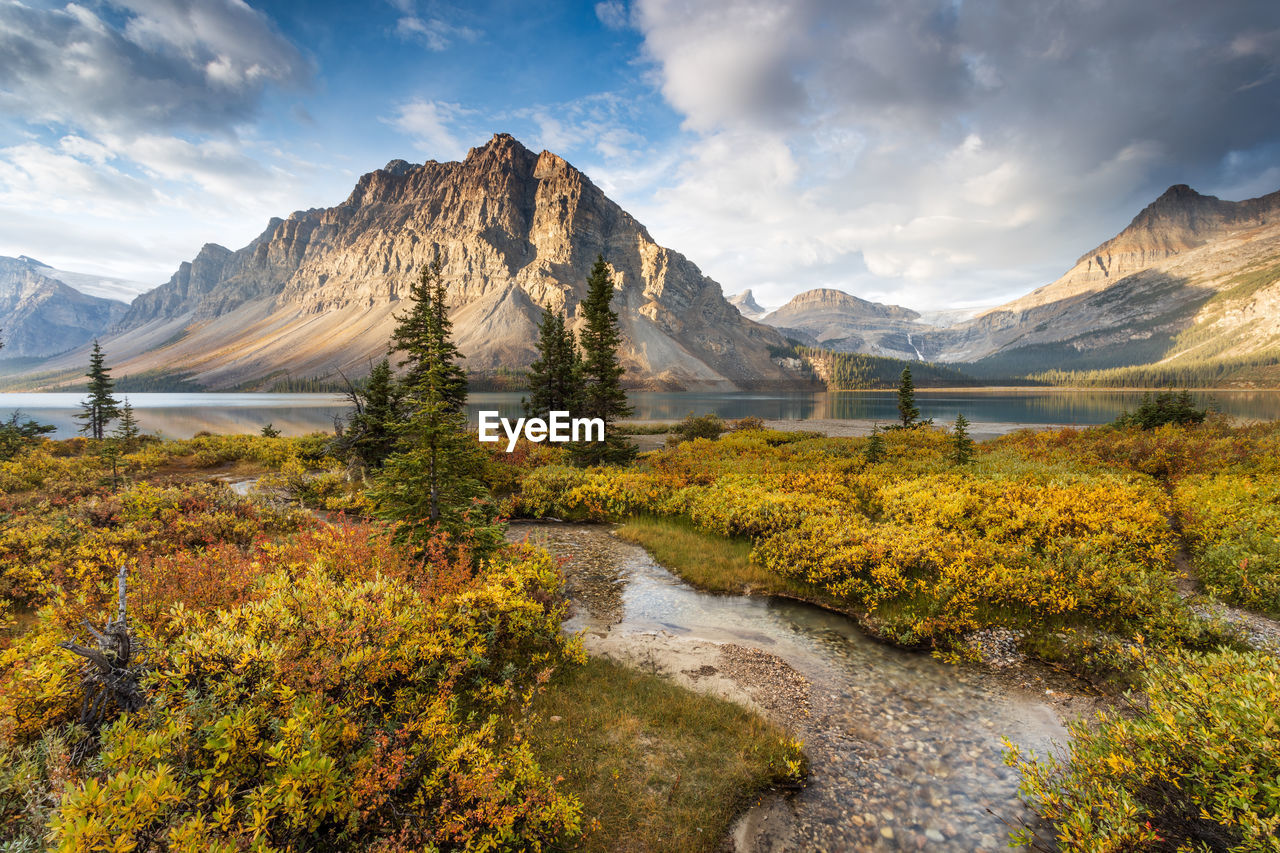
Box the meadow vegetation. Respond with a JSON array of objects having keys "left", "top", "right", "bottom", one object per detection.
[
  {"left": 507, "top": 414, "right": 1280, "bottom": 850},
  {"left": 0, "top": 433, "right": 802, "bottom": 852}
]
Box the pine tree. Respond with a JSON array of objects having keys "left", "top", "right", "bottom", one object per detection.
[
  {"left": 393, "top": 255, "right": 466, "bottom": 412},
  {"left": 524, "top": 306, "right": 581, "bottom": 419},
  {"left": 950, "top": 412, "right": 974, "bottom": 465},
  {"left": 864, "top": 424, "right": 886, "bottom": 464},
  {"left": 332, "top": 357, "right": 404, "bottom": 473},
  {"left": 570, "top": 256, "right": 634, "bottom": 466},
  {"left": 372, "top": 259, "right": 498, "bottom": 551},
  {"left": 76, "top": 340, "right": 119, "bottom": 440},
  {"left": 897, "top": 366, "right": 920, "bottom": 428},
  {"left": 112, "top": 398, "right": 141, "bottom": 446}
]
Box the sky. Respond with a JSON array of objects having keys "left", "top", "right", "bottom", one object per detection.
[{"left": 1, "top": 0, "right": 1278, "bottom": 312}]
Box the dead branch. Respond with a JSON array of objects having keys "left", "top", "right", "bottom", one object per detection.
[{"left": 58, "top": 565, "right": 148, "bottom": 737}]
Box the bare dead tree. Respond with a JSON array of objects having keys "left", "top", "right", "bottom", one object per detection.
[{"left": 59, "top": 565, "right": 148, "bottom": 741}]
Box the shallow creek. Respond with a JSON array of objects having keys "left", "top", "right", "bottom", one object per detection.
[{"left": 507, "top": 521, "right": 1067, "bottom": 852}]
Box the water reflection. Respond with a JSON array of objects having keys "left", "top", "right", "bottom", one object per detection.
[{"left": 1, "top": 388, "right": 1276, "bottom": 439}]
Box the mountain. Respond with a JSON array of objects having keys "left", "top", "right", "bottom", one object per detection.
[
  {"left": 727, "top": 289, "right": 767, "bottom": 320},
  {"left": 0, "top": 257, "right": 129, "bottom": 358},
  {"left": 761, "top": 288, "right": 932, "bottom": 360},
  {"left": 16, "top": 257, "right": 148, "bottom": 304},
  {"left": 753, "top": 184, "right": 1280, "bottom": 377},
  {"left": 930, "top": 184, "right": 1280, "bottom": 371},
  {"left": 40, "top": 134, "right": 800, "bottom": 391}
]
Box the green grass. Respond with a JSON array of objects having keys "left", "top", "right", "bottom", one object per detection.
[
  {"left": 615, "top": 516, "right": 805, "bottom": 597},
  {"left": 528, "top": 657, "right": 802, "bottom": 853}
]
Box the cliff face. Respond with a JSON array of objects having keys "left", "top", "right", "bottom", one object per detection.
[
  {"left": 102, "top": 134, "right": 798, "bottom": 390},
  {"left": 0, "top": 257, "right": 128, "bottom": 358}
]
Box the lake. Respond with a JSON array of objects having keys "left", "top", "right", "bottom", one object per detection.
[{"left": 2, "top": 389, "right": 1278, "bottom": 439}]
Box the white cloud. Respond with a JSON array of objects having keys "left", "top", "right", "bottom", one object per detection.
[
  {"left": 385, "top": 100, "right": 477, "bottom": 161},
  {"left": 390, "top": 1, "right": 479, "bottom": 50},
  {"left": 595, "top": 1, "right": 629, "bottom": 30}
]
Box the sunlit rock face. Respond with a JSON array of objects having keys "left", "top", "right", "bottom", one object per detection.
[{"left": 105, "top": 133, "right": 800, "bottom": 391}]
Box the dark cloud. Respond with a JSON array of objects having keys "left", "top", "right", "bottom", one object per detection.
[{"left": 0, "top": 0, "right": 312, "bottom": 135}]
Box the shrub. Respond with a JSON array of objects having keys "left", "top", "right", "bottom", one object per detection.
[
  {"left": 730, "top": 415, "right": 766, "bottom": 432},
  {"left": 0, "top": 411, "right": 55, "bottom": 461},
  {"left": 666, "top": 413, "right": 726, "bottom": 447},
  {"left": 1115, "top": 390, "right": 1209, "bottom": 429},
  {"left": 1176, "top": 473, "right": 1280, "bottom": 616},
  {"left": 2, "top": 541, "right": 585, "bottom": 852},
  {"left": 1007, "top": 649, "right": 1280, "bottom": 851}
]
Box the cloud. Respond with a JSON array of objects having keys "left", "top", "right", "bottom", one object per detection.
[
  {"left": 625, "top": 0, "right": 1280, "bottom": 308},
  {"left": 0, "top": 0, "right": 312, "bottom": 136},
  {"left": 391, "top": 1, "right": 479, "bottom": 50},
  {"left": 595, "top": 1, "right": 629, "bottom": 30},
  {"left": 385, "top": 100, "right": 477, "bottom": 161},
  {"left": 0, "top": 130, "right": 343, "bottom": 283}
]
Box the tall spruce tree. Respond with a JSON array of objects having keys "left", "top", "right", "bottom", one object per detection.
[
  {"left": 371, "top": 258, "right": 498, "bottom": 551},
  {"left": 393, "top": 255, "right": 467, "bottom": 412},
  {"left": 570, "top": 256, "right": 634, "bottom": 466},
  {"left": 76, "top": 340, "right": 119, "bottom": 440},
  {"left": 896, "top": 366, "right": 920, "bottom": 428},
  {"left": 524, "top": 306, "right": 581, "bottom": 419}
]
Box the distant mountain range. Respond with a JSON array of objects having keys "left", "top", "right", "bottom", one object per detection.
[
  {"left": 0, "top": 256, "right": 128, "bottom": 358},
  {"left": 750, "top": 184, "right": 1280, "bottom": 379},
  {"left": 3, "top": 133, "right": 1278, "bottom": 390}
]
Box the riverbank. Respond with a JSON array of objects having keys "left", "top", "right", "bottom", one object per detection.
[{"left": 510, "top": 520, "right": 1069, "bottom": 852}]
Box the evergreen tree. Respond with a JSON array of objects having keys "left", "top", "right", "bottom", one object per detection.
[
  {"left": 524, "top": 306, "right": 581, "bottom": 419},
  {"left": 76, "top": 340, "right": 119, "bottom": 440},
  {"left": 371, "top": 259, "right": 498, "bottom": 552},
  {"left": 393, "top": 255, "right": 466, "bottom": 412},
  {"left": 864, "top": 424, "right": 886, "bottom": 464},
  {"left": 332, "top": 357, "right": 404, "bottom": 473},
  {"left": 112, "top": 398, "right": 141, "bottom": 446},
  {"left": 949, "top": 413, "right": 975, "bottom": 465},
  {"left": 896, "top": 366, "right": 920, "bottom": 428},
  {"left": 570, "top": 256, "right": 634, "bottom": 466}
]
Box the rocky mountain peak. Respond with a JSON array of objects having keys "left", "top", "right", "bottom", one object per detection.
[
  {"left": 996, "top": 183, "right": 1280, "bottom": 314},
  {"left": 728, "top": 289, "right": 767, "bottom": 319},
  {"left": 382, "top": 159, "right": 416, "bottom": 176},
  {"left": 87, "top": 134, "right": 800, "bottom": 391}
]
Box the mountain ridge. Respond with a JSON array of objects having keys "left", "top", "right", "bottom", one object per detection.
[
  {"left": 754, "top": 183, "right": 1280, "bottom": 374},
  {"left": 0, "top": 257, "right": 129, "bottom": 358},
  {"left": 60, "top": 133, "right": 804, "bottom": 391}
]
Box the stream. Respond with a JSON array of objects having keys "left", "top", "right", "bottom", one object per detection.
[{"left": 508, "top": 521, "right": 1067, "bottom": 852}]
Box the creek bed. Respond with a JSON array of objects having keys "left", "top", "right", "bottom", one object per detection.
[{"left": 508, "top": 521, "right": 1066, "bottom": 852}]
